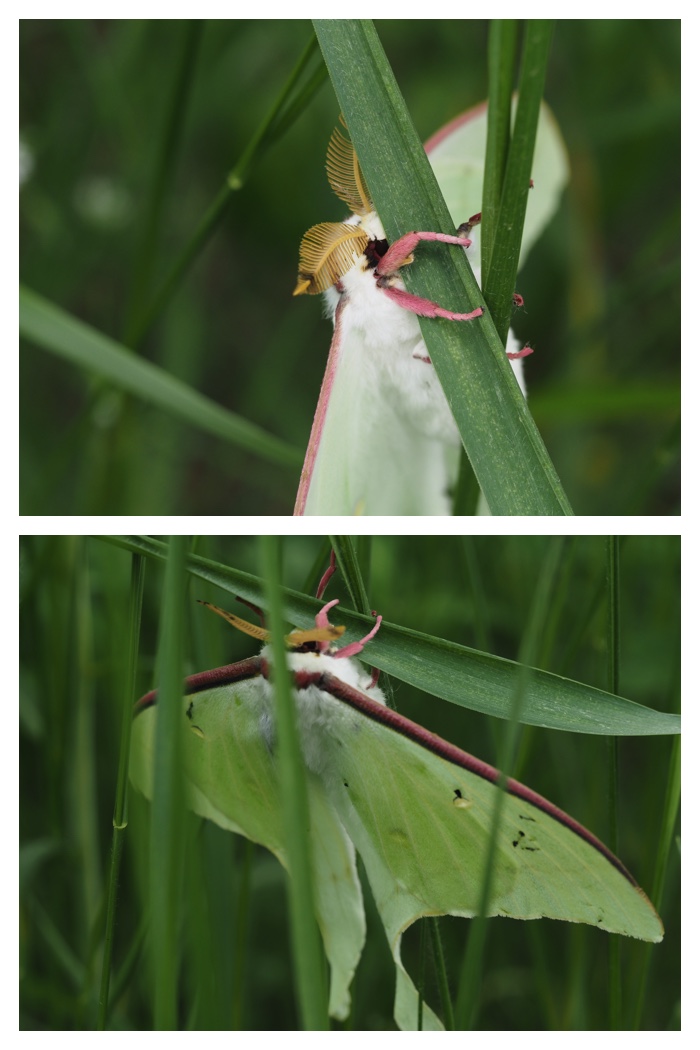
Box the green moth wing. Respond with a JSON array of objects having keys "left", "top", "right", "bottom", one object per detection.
[
  {"left": 296, "top": 300, "right": 459, "bottom": 515},
  {"left": 131, "top": 640, "right": 662, "bottom": 1031},
  {"left": 287, "top": 661, "right": 662, "bottom": 1028},
  {"left": 130, "top": 663, "right": 365, "bottom": 1023},
  {"left": 426, "top": 99, "right": 569, "bottom": 274}
]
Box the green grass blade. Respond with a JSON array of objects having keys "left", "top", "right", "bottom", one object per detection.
[
  {"left": 483, "top": 21, "right": 555, "bottom": 345},
  {"left": 124, "top": 22, "right": 204, "bottom": 346},
  {"left": 329, "top": 537, "right": 371, "bottom": 615},
  {"left": 231, "top": 839, "right": 254, "bottom": 1028},
  {"left": 455, "top": 536, "right": 563, "bottom": 1028},
  {"left": 100, "top": 536, "right": 680, "bottom": 738},
  {"left": 606, "top": 537, "right": 621, "bottom": 1028},
  {"left": 451, "top": 452, "right": 481, "bottom": 516},
  {"left": 228, "top": 33, "right": 323, "bottom": 190},
  {"left": 481, "top": 20, "right": 518, "bottom": 279},
  {"left": 313, "top": 19, "right": 570, "bottom": 515},
  {"left": 651, "top": 735, "right": 681, "bottom": 910},
  {"left": 259, "top": 537, "right": 329, "bottom": 1030},
  {"left": 70, "top": 541, "right": 102, "bottom": 945},
  {"left": 98, "top": 553, "right": 145, "bottom": 1029},
  {"left": 631, "top": 732, "right": 680, "bottom": 1028},
  {"left": 150, "top": 537, "right": 188, "bottom": 1029},
  {"left": 20, "top": 286, "right": 302, "bottom": 469},
  {"left": 427, "top": 918, "right": 454, "bottom": 1031}
]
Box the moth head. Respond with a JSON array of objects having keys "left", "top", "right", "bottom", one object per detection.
[{"left": 198, "top": 597, "right": 381, "bottom": 663}]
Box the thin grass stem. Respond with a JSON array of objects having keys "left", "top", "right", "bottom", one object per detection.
[
  {"left": 260, "top": 537, "right": 329, "bottom": 1029},
  {"left": 483, "top": 20, "right": 554, "bottom": 346},
  {"left": 150, "top": 536, "right": 188, "bottom": 1029},
  {"left": 123, "top": 22, "right": 204, "bottom": 346},
  {"left": 481, "top": 19, "right": 518, "bottom": 283},
  {"left": 130, "top": 34, "right": 323, "bottom": 346},
  {"left": 455, "top": 536, "right": 564, "bottom": 1028},
  {"left": 97, "top": 553, "right": 146, "bottom": 1028},
  {"left": 606, "top": 537, "right": 621, "bottom": 1029}
]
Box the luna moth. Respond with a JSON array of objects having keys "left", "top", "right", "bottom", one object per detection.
[
  {"left": 292, "top": 103, "right": 567, "bottom": 515},
  {"left": 130, "top": 566, "right": 663, "bottom": 1031}
]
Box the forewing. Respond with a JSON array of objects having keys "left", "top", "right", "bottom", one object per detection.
[
  {"left": 297, "top": 298, "right": 457, "bottom": 515},
  {"left": 130, "top": 677, "right": 365, "bottom": 1021}
]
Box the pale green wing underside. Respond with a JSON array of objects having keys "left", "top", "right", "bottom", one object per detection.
[
  {"left": 303, "top": 318, "right": 458, "bottom": 515},
  {"left": 428, "top": 100, "right": 569, "bottom": 275},
  {"left": 130, "top": 683, "right": 365, "bottom": 1023},
  {"left": 298, "top": 101, "right": 566, "bottom": 516},
  {"left": 130, "top": 673, "right": 661, "bottom": 1031},
  {"left": 312, "top": 689, "right": 661, "bottom": 1028}
]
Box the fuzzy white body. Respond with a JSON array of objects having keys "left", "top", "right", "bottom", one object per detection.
[
  {"left": 300, "top": 211, "right": 525, "bottom": 513},
  {"left": 259, "top": 644, "right": 386, "bottom": 780},
  {"left": 323, "top": 211, "right": 526, "bottom": 447},
  {"left": 325, "top": 215, "right": 461, "bottom": 445}
]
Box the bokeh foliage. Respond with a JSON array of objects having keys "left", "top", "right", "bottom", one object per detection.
[{"left": 20, "top": 20, "right": 679, "bottom": 514}]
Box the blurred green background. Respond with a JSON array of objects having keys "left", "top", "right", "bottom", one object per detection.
[
  {"left": 20, "top": 20, "right": 679, "bottom": 515},
  {"left": 19, "top": 535, "right": 680, "bottom": 1029}
]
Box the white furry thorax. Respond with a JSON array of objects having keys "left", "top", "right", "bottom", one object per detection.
[
  {"left": 258, "top": 643, "right": 386, "bottom": 779},
  {"left": 319, "top": 210, "right": 525, "bottom": 446}
]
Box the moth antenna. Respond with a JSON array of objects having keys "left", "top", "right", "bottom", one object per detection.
[
  {"left": 198, "top": 600, "right": 270, "bottom": 641},
  {"left": 199, "top": 600, "right": 343, "bottom": 647},
  {"left": 326, "top": 115, "right": 373, "bottom": 217}
]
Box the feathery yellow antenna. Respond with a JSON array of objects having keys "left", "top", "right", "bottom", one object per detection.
[
  {"left": 326, "top": 118, "right": 373, "bottom": 217},
  {"left": 293, "top": 118, "right": 376, "bottom": 297},
  {"left": 294, "top": 222, "right": 369, "bottom": 296},
  {"left": 198, "top": 601, "right": 345, "bottom": 646}
]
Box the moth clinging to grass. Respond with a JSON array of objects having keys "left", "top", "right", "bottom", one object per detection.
[
  {"left": 130, "top": 554, "right": 663, "bottom": 1030},
  {"left": 292, "top": 105, "right": 567, "bottom": 515}
]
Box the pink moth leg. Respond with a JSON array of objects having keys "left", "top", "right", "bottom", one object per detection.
[
  {"left": 315, "top": 597, "right": 383, "bottom": 661},
  {"left": 510, "top": 344, "right": 534, "bottom": 360},
  {"left": 314, "top": 558, "right": 382, "bottom": 683},
  {"left": 374, "top": 230, "right": 484, "bottom": 322},
  {"left": 375, "top": 227, "right": 533, "bottom": 360}
]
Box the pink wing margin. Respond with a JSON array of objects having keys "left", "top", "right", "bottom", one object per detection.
[
  {"left": 293, "top": 296, "right": 348, "bottom": 515},
  {"left": 135, "top": 652, "right": 658, "bottom": 913},
  {"left": 293, "top": 665, "right": 655, "bottom": 897},
  {"left": 423, "top": 101, "right": 488, "bottom": 155}
]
